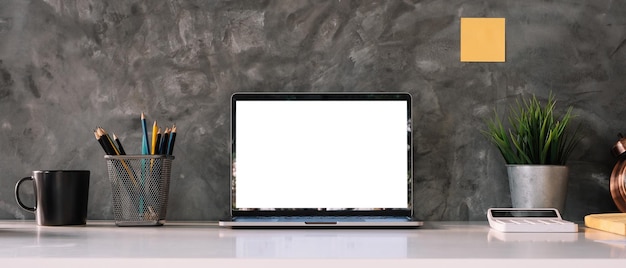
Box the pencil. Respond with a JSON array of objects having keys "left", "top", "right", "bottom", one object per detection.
[
  {"left": 139, "top": 114, "right": 151, "bottom": 216},
  {"left": 96, "top": 128, "right": 117, "bottom": 155},
  {"left": 98, "top": 128, "right": 137, "bottom": 186},
  {"left": 151, "top": 121, "right": 158, "bottom": 155},
  {"left": 113, "top": 133, "right": 126, "bottom": 155},
  {"left": 167, "top": 125, "right": 176, "bottom": 156},
  {"left": 141, "top": 113, "right": 149, "bottom": 155},
  {"left": 94, "top": 129, "right": 110, "bottom": 154},
  {"left": 154, "top": 128, "right": 162, "bottom": 155},
  {"left": 159, "top": 128, "right": 170, "bottom": 155},
  {"left": 99, "top": 127, "right": 121, "bottom": 155}
]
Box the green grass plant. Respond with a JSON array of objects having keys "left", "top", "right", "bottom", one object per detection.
[{"left": 484, "top": 93, "right": 580, "bottom": 165}]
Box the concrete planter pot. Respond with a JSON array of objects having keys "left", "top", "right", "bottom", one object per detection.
[{"left": 506, "top": 165, "right": 569, "bottom": 212}]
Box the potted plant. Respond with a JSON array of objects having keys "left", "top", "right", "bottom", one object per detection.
[{"left": 483, "top": 93, "right": 580, "bottom": 212}]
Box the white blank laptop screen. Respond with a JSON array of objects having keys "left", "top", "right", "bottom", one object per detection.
[{"left": 234, "top": 98, "right": 409, "bottom": 210}]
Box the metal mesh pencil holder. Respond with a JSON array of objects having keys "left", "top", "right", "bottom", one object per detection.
[{"left": 104, "top": 155, "right": 174, "bottom": 226}]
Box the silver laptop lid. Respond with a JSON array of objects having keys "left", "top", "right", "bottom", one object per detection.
[{"left": 230, "top": 93, "right": 413, "bottom": 218}]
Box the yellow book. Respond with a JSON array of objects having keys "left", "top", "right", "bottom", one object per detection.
[{"left": 584, "top": 213, "right": 626, "bottom": 235}]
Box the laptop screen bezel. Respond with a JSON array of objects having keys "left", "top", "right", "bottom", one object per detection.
[{"left": 230, "top": 92, "right": 413, "bottom": 217}]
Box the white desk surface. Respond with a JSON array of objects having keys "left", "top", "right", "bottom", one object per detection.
[{"left": 1, "top": 220, "right": 626, "bottom": 267}]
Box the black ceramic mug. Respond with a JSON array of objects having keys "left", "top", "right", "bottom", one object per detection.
[{"left": 15, "top": 170, "right": 90, "bottom": 226}]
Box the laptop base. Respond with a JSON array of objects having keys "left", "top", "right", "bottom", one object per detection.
[{"left": 219, "top": 216, "right": 423, "bottom": 228}]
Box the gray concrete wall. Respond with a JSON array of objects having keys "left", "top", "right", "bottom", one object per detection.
[{"left": 0, "top": 0, "right": 623, "bottom": 221}]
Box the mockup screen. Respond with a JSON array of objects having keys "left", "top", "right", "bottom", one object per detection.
[{"left": 233, "top": 100, "right": 410, "bottom": 209}]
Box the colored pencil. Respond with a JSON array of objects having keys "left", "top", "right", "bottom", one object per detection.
[
  {"left": 167, "top": 125, "right": 177, "bottom": 156},
  {"left": 94, "top": 130, "right": 110, "bottom": 154},
  {"left": 151, "top": 121, "right": 158, "bottom": 155},
  {"left": 159, "top": 128, "right": 170, "bottom": 155},
  {"left": 141, "top": 112, "right": 149, "bottom": 155},
  {"left": 113, "top": 133, "right": 126, "bottom": 155},
  {"left": 139, "top": 114, "right": 151, "bottom": 215},
  {"left": 96, "top": 127, "right": 137, "bottom": 186},
  {"left": 155, "top": 128, "right": 162, "bottom": 155},
  {"left": 96, "top": 127, "right": 117, "bottom": 155},
  {"left": 99, "top": 127, "right": 122, "bottom": 155}
]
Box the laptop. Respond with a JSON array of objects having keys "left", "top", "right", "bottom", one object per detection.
[{"left": 219, "top": 92, "right": 422, "bottom": 228}]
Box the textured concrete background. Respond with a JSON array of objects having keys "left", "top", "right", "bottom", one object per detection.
[{"left": 0, "top": 0, "right": 624, "bottom": 221}]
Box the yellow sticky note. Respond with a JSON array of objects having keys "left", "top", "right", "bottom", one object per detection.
[{"left": 460, "top": 18, "right": 505, "bottom": 62}]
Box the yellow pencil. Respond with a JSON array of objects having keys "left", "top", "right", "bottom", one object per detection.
[{"left": 151, "top": 121, "right": 158, "bottom": 155}]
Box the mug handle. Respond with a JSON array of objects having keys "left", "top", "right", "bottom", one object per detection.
[{"left": 15, "top": 176, "right": 35, "bottom": 212}]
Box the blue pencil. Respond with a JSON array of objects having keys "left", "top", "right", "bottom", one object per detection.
[
  {"left": 167, "top": 125, "right": 177, "bottom": 156},
  {"left": 140, "top": 113, "right": 149, "bottom": 216},
  {"left": 141, "top": 112, "right": 149, "bottom": 155},
  {"left": 159, "top": 128, "right": 170, "bottom": 155}
]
